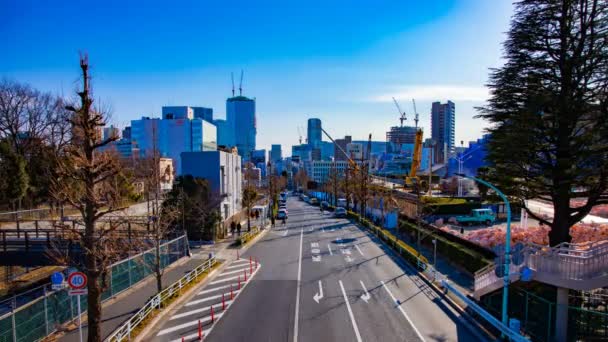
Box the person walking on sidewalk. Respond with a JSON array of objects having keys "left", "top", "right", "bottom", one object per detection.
[
  {"left": 237, "top": 222, "right": 242, "bottom": 236},
  {"left": 230, "top": 221, "right": 236, "bottom": 236}
]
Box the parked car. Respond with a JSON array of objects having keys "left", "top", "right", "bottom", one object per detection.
[
  {"left": 320, "top": 201, "right": 329, "bottom": 209},
  {"left": 310, "top": 198, "right": 319, "bottom": 206},
  {"left": 334, "top": 207, "right": 347, "bottom": 218},
  {"left": 277, "top": 208, "right": 288, "bottom": 219},
  {"left": 337, "top": 198, "right": 347, "bottom": 208},
  {"left": 455, "top": 208, "right": 496, "bottom": 226}
]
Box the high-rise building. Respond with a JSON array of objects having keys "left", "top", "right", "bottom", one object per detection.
[
  {"left": 386, "top": 126, "right": 417, "bottom": 153},
  {"left": 346, "top": 143, "right": 363, "bottom": 160},
  {"left": 307, "top": 118, "right": 322, "bottom": 148},
  {"left": 334, "top": 136, "right": 352, "bottom": 161},
  {"left": 213, "top": 119, "right": 234, "bottom": 147},
  {"left": 192, "top": 107, "right": 213, "bottom": 122},
  {"left": 122, "top": 126, "right": 132, "bottom": 140},
  {"left": 292, "top": 144, "right": 311, "bottom": 162},
  {"left": 227, "top": 96, "right": 256, "bottom": 160},
  {"left": 270, "top": 144, "right": 282, "bottom": 162},
  {"left": 131, "top": 114, "right": 217, "bottom": 175},
  {"left": 431, "top": 101, "right": 455, "bottom": 163},
  {"left": 251, "top": 149, "right": 266, "bottom": 165},
  {"left": 103, "top": 125, "right": 121, "bottom": 140}
]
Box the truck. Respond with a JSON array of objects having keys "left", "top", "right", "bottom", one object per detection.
[{"left": 455, "top": 208, "right": 496, "bottom": 226}]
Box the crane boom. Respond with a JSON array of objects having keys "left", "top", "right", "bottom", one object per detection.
[
  {"left": 412, "top": 99, "right": 419, "bottom": 128},
  {"left": 392, "top": 97, "right": 407, "bottom": 127},
  {"left": 231, "top": 72, "right": 235, "bottom": 97},
  {"left": 239, "top": 70, "right": 244, "bottom": 96},
  {"left": 320, "top": 127, "right": 359, "bottom": 170}
]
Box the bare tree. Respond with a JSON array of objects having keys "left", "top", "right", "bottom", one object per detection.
[{"left": 51, "top": 55, "right": 138, "bottom": 342}]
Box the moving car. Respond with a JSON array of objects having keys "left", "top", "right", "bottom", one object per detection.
[
  {"left": 309, "top": 198, "right": 319, "bottom": 205},
  {"left": 337, "top": 198, "right": 347, "bottom": 208},
  {"left": 334, "top": 207, "right": 347, "bottom": 218},
  {"left": 455, "top": 208, "right": 496, "bottom": 226},
  {"left": 320, "top": 201, "right": 329, "bottom": 209}
]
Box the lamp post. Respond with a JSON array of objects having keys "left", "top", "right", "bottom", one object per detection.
[{"left": 457, "top": 173, "right": 512, "bottom": 328}]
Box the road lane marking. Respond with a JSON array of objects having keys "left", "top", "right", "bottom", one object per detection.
[
  {"left": 327, "top": 244, "right": 333, "bottom": 255},
  {"left": 381, "top": 281, "right": 426, "bottom": 342},
  {"left": 217, "top": 268, "right": 251, "bottom": 277},
  {"left": 311, "top": 242, "right": 319, "bottom": 248},
  {"left": 283, "top": 229, "right": 289, "bottom": 236},
  {"left": 345, "top": 255, "right": 353, "bottom": 262},
  {"left": 355, "top": 244, "right": 364, "bottom": 256},
  {"left": 157, "top": 313, "right": 224, "bottom": 336},
  {"left": 186, "top": 291, "right": 240, "bottom": 307},
  {"left": 341, "top": 248, "right": 351, "bottom": 255},
  {"left": 360, "top": 280, "right": 371, "bottom": 303},
  {"left": 209, "top": 274, "right": 241, "bottom": 285},
  {"left": 313, "top": 280, "right": 324, "bottom": 303},
  {"left": 339, "top": 280, "right": 363, "bottom": 342},
  {"left": 169, "top": 329, "right": 211, "bottom": 342},
  {"left": 173, "top": 300, "right": 235, "bottom": 319},
  {"left": 312, "top": 255, "right": 321, "bottom": 262},
  {"left": 293, "top": 228, "right": 303, "bottom": 342},
  {"left": 198, "top": 283, "right": 234, "bottom": 295}
]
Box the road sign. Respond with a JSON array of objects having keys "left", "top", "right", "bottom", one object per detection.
[
  {"left": 68, "top": 272, "right": 87, "bottom": 290},
  {"left": 51, "top": 272, "right": 65, "bottom": 291}
]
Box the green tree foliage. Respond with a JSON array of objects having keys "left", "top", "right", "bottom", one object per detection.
[
  {"left": 0, "top": 140, "right": 29, "bottom": 209},
  {"left": 477, "top": 0, "right": 608, "bottom": 245},
  {"left": 164, "top": 175, "right": 221, "bottom": 240}
]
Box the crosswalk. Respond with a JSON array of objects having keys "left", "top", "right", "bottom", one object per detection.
[{"left": 155, "top": 258, "right": 261, "bottom": 341}]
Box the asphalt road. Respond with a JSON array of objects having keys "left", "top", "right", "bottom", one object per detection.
[{"left": 152, "top": 197, "right": 485, "bottom": 342}]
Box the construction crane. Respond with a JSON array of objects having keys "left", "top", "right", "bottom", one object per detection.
[
  {"left": 297, "top": 126, "right": 303, "bottom": 145},
  {"left": 231, "top": 72, "right": 235, "bottom": 97},
  {"left": 405, "top": 128, "right": 426, "bottom": 191},
  {"left": 392, "top": 97, "right": 407, "bottom": 127},
  {"left": 412, "top": 99, "right": 419, "bottom": 128},
  {"left": 320, "top": 127, "right": 360, "bottom": 170},
  {"left": 367, "top": 133, "right": 372, "bottom": 169},
  {"left": 239, "top": 70, "right": 244, "bottom": 96}
]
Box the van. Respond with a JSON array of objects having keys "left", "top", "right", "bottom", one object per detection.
[{"left": 337, "top": 198, "right": 347, "bottom": 208}]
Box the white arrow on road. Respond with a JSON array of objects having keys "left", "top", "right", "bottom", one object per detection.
[
  {"left": 313, "top": 280, "right": 324, "bottom": 303},
  {"left": 327, "top": 244, "right": 333, "bottom": 256},
  {"left": 312, "top": 255, "right": 322, "bottom": 262},
  {"left": 360, "top": 280, "right": 371, "bottom": 303}
]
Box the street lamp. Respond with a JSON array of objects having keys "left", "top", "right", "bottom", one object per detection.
[{"left": 456, "top": 173, "right": 512, "bottom": 328}]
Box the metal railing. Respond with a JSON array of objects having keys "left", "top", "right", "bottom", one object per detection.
[
  {"left": 105, "top": 257, "right": 217, "bottom": 342},
  {"left": 0, "top": 235, "right": 188, "bottom": 342},
  {"left": 475, "top": 240, "right": 608, "bottom": 295}
]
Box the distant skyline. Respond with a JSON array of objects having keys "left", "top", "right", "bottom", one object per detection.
[{"left": 0, "top": 0, "right": 513, "bottom": 152}]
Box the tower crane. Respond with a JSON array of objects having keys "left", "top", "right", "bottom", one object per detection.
[
  {"left": 297, "top": 126, "right": 303, "bottom": 145},
  {"left": 231, "top": 72, "right": 235, "bottom": 97},
  {"left": 239, "top": 70, "right": 244, "bottom": 96},
  {"left": 392, "top": 97, "right": 407, "bottom": 127},
  {"left": 412, "top": 99, "right": 419, "bottom": 128}
]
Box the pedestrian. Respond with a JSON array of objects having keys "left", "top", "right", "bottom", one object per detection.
[
  {"left": 237, "top": 222, "right": 242, "bottom": 236},
  {"left": 255, "top": 210, "right": 260, "bottom": 220},
  {"left": 271, "top": 216, "right": 275, "bottom": 227},
  {"left": 230, "top": 221, "right": 236, "bottom": 236}
]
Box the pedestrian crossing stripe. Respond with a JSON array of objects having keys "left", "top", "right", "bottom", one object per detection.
[
  {"left": 185, "top": 291, "right": 240, "bottom": 307},
  {"left": 157, "top": 312, "right": 225, "bottom": 336},
  {"left": 172, "top": 300, "right": 235, "bottom": 320}
]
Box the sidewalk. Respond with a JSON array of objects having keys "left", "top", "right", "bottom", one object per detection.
[{"left": 58, "top": 237, "right": 236, "bottom": 342}]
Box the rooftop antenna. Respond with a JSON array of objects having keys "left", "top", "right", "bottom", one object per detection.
[
  {"left": 231, "top": 72, "right": 235, "bottom": 97},
  {"left": 412, "top": 99, "right": 419, "bottom": 128},
  {"left": 392, "top": 97, "right": 406, "bottom": 127},
  {"left": 239, "top": 69, "right": 244, "bottom": 96}
]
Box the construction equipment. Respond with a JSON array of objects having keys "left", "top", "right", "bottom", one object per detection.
[
  {"left": 239, "top": 70, "right": 244, "bottom": 96},
  {"left": 320, "top": 127, "right": 360, "bottom": 170},
  {"left": 412, "top": 99, "right": 419, "bottom": 128},
  {"left": 405, "top": 128, "right": 425, "bottom": 189},
  {"left": 392, "top": 97, "right": 407, "bottom": 127},
  {"left": 297, "top": 126, "right": 303, "bottom": 144},
  {"left": 231, "top": 72, "right": 235, "bottom": 97}
]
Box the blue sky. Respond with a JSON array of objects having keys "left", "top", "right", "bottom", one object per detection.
[{"left": 0, "top": 0, "right": 513, "bottom": 153}]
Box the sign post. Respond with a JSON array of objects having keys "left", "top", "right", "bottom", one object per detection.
[{"left": 68, "top": 272, "right": 87, "bottom": 342}]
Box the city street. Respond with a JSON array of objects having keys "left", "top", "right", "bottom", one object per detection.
[{"left": 150, "top": 196, "right": 485, "bottom": 341}]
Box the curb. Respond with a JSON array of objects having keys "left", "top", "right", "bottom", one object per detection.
[{"left": 357, "top": 221, "right": 496, "bottom": 341}]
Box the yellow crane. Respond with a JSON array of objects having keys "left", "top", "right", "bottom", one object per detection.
[{"left": 405, "top": 128, "right": 425, "bottom": 189}]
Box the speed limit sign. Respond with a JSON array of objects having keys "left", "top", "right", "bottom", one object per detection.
[{"left": 68, "top": 272, "right": 88, "bottom": 295}]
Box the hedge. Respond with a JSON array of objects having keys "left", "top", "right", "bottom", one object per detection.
[
  {"left": 399, "top": 220, "right": 491, "bottom": 274},
  {"left": 347, "top": 211, "right": 428, "bottom": 268}
]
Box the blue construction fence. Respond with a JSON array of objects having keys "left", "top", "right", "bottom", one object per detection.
[{"left": 0, "top": 235, "right": 188, "bottom": 342}]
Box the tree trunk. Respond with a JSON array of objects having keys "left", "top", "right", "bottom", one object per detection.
[
  {"left": 86, "top": 271, "right": 103, "bottom": 342},
  {"left": 155, "top": 240, "right": 162, "bottom": 292},
  {"left": 549, "top": 196, "right": 573, "bottom": 246},
  {"left": 247, "top": 211, "right": 251, "bottom": 232}
]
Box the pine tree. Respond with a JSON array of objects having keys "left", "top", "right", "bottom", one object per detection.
[{"left": 477, "top": 0, "right": 608, "bottom": 245}]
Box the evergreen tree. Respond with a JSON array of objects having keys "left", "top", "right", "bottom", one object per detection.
[{"left": 478, "top": 0, "right": 608, "bottom": 245}]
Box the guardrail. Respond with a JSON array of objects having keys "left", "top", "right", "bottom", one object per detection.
[
  {"left": 105, "top": 257, "right": 217, "bottom": 342},
  {"left": 236, "top": 227, "right": 259, "bottom": 246},
  {"left": 442, "top": 279, "right": 529, "bottom": 342}
]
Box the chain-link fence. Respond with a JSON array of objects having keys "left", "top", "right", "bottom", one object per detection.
[
  {"left": 481, "top": 286, "right": 608, "bottom": 341},
  {"left": 0, "top": 235, "right": 188, "bottom": 342}
]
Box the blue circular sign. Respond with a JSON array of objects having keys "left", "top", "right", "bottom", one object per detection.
[{"left": 50, "top": 272, "right": 64, "bottom": 285}]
